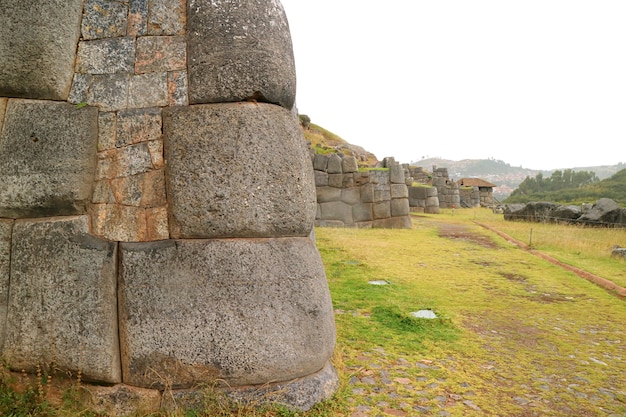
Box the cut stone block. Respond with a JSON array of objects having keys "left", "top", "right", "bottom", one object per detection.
[
  {"left": 76, "top": 38, "right": 136, "bottom": 75},
  {"left": 82, "top": 0, "right": 129, "bottom": 40},
  {"left": 391, "top": 198, "right": 410, "bottom": 217},
  {"left": 128, "top": 0, "right": 148, "bottom": 36},
  {"left": 326, "top": 154, "right": 343, "bottom": 174},
  {"left": 129, "top": 73, "right": 168, "bottom": 108},
  {"left": 342, "top": 156, "right": 358, "bottom": 173},
  {"left": 164, "top": 102, "right": 316, "bottom": 238},
  {"left": 390, "top": 164, "right": 406, "bottom": 184},
  {"left": 320, "top": 201, "right": 352, "bottom": 224},
  {"left": 0, "top": 100, "right": 98, "bottom": 218},
  {"left": 116, "top": 108, "right": 162, "bottom": 148},
  {"left": 87, "top": 74, "right": 131, "bottom": 111},
  {"left": 135, "top": 36, "right": 186, "bottom": 74},
  {"left": 0, "top": 219, "right": 12, "bottom": 348},
  {"left": 391, "top": 184, "right": 409, "bottom": 199},
  {"left": 374, "top": 202, "right": 391, "bottom": 219},
  {"left": 90, "top": 204, "right": 148, "bottom": 242},
  {"left": 2, "top": 216, "right": 120, "bottom": 383},
  {"left": 353, "top": 203, "right": 374, "bottom": 222},
  {"left": 0, "top": 0, "right": 84, "bottom": 100},
  {"left": 341, "top": 187, "right": 361, "bottom": 205},
  {"left": 373, "top": 216, "right": 412, "bottom": 229},
  {"left": 317, "top": 187, "right": 341, "bottom": 203},
  {"left": 328, "top": 174, "right": 343, "bottom": 188},
  {"left": 187, "top": 0, "right": 296, "bottom": 109},
  {"left": 148, "top": 0, "right": 186, "bottom": 35},
  {"left": 119, "top": 237, "right": 336, "bottom": 389},
  {"left": 167, "top": 71, "right": 189, "bottom": 106}
]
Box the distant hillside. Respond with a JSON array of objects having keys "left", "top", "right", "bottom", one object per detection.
[
  {"left": 504, "top": 169, "right": 626, "bottom": 205},
  {"left": 411, "top": 157, "right": 626, "bottom": 199}
]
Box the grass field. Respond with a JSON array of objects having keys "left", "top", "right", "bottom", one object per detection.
[
  {"left": 316, "top": 209, "right": 626, "bottom": 416},
  {"left": 2, "top": 209, "right": 625, "bottom": 416}
]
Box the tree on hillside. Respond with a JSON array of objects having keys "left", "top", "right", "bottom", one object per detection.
[
  {"left": 298, "top": 114, "right": 311, "bottom": 129},
  {"left": 510, "top": 170, "right": 598, "bottom": 197}
]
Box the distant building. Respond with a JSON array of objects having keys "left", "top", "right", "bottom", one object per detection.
[{"left": 458, "top": 178, "right": 497, "bottom": 207}]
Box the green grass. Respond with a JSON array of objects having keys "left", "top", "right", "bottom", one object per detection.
[
  {"left": 316, "top": 211, "right": 626, "bottom": 415},
  {"left": 465, "top": 208, "right": 626, "bottom": 289},
  {"left": 3, "top": 209, "right": 625, "bottom": 416}
]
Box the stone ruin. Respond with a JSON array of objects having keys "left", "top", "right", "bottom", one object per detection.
[
  {"left": 0, "top": 0, "right": 337, "bottom": 414},
  {"left": 313, "top": 155, "right": 412, "bottom": 228},
  {"left": 504, "top": 198, "right": 626, "bottom": 227}
]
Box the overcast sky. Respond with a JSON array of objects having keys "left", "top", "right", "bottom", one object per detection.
[{"left": 280, "top": 0, "right": 626, "bottom": 170}]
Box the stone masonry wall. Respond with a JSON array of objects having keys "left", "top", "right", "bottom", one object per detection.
[
  {"left": 432, "top": 166, "right": 460, "bottom": 209},
  {"left": 313, "top": 154, "right": 412, "bottom": 229},
  {"left": 0, "top": 0, "right": 337, "bottom": 414},
  {"left": 408, "top": 186, "right": 440, "bottom": 214}
]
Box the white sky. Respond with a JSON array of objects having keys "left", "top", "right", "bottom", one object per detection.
[{"left": 280, "top": 0, "right": 626, "bottom": 170}]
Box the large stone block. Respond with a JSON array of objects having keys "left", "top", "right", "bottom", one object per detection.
[
  {"left": 320, "top": 201, "right": 353, "bottom": 224},
  {"left": 187, "top": 0, "right": 296, "bottom": 109},
  {"left": 328, "top": 174, "right": 343, "bottom": 188},
  {"left": 373, "top": 216, "right": 412, "bottom": 229},
  {"left": 313, "top": 154, "right": 328, "bottom": 171},
  {"left": 360, "top": 184, "right": 375, "bottom": 203},
  {"left": 390, "top": 164, "right": 406, "bottom": 184},
  {"left": 391, "top": 184, "right": 409, "bottom": 199},
  {"left": 0, "top": 100, "right": 98, "bottom": 218},
  {"left": 316, "top": 186, "right": 341, "bottom": 203},
  {"left": 81, "top": 0, "right": 129, "bottom": 40},
  {"left": 341, "top": 187, "right": 361, "bottom": 205},
  {"left": 0, "top": 220, "right": 12, "bottom": 348},
  {"left": 326, "top": 154, "right": 343, "bottom": 174},
  {"left": 314, "top": 171, "right": 329, "bottom": 187},
  {"left": 391, "top": 198, "right": 410, "bottom": 217},
  {"left": 373, "top": 202, "right": 391, "bottom": 219},
  {"left": 352, "top": 203, "right": 374, "bottom": 222},
  {"left": 119, "top": 237, "right": 335, "bottom": 388},
  {"left": 164, "top": 102, "right": 316, "bottom": 238},
  {"left": 0, "top": 0, "right": 83, "bottom": 100},
  {"left": 2, "top": 216, "right": 120, "bottom": 383},
  {"left": 342, "top": 156, "right": 359, "bottom": 173}
]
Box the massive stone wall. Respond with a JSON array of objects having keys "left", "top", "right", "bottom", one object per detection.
[
  {"left": 313, "top": 154, "right": 412, "bottom": 228},
  {"left": 0, "top": 0, "right": 337, "bottom": 414},
  {"left": 432, "top": 167, "right": 461, "bottom": 209}
]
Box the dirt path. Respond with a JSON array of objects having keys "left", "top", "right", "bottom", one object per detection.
[{"left": 474, "top": 221, "right": 626, "bottom": 298}]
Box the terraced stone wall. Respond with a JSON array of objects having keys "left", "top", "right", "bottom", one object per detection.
[
  {"left": 0, "top": 0, "right": 337, "bottom": 414},
  {"left": 313, "top": 154, "right": 412, "bottom": 228}
]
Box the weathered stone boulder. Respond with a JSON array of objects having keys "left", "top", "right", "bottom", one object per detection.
[
  {"left": 163, "top": 102, "right": 316, "bottom": 239},
  {"left": 504, "top": 202, "right": 558, "bottom": 222},
  {"left": 578, "top": 198, "right": 624, "bottom": 226},
  {"left": 612, "top": 246, "right": 626, "bottom": 258},
  {"left": 187, "top": 0, "right": 296, "bottom": 109},
  {"left": 2, "top": 216, "right": 119, "bottom": 383},
  {"left": 552, "top": 205, "right": 582, "bottom": 222},
  {"left": 119, "top": 237, "right": 335, "bottom": 389},
  {"left": 0, "top": 100, "right": 98, "bottom": 218},
  {"left": 0, "top": 0, "right": 84, "bottom": 100}
]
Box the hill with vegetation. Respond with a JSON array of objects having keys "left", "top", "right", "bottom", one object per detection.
[
  {"left": 505, "top": 168, "right": 626, "bottom": 205},
  {"left": 411, "top": 157, "right": 626, "bottom": 200},
  {"left": 299, "top": 115, "right": 378, "bottom": 167}
]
